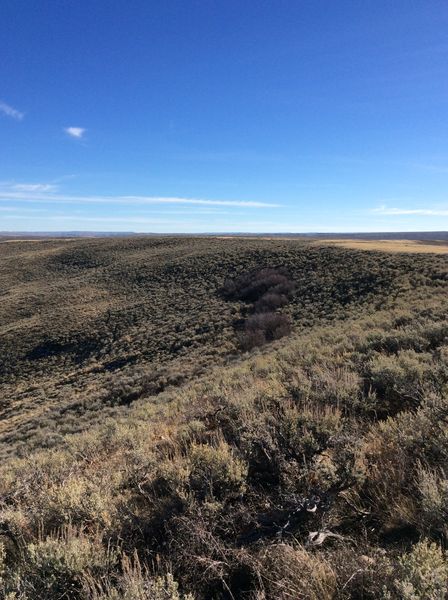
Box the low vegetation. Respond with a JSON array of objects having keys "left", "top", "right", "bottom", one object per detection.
[{"left": 0, "top": 236, "right": 447, "bottom": 598}]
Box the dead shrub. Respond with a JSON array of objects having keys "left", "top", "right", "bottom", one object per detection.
[{"left": 85, "top": 553, "right": 194, "bottom": 600}]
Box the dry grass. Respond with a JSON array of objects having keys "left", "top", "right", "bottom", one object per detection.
[{"left": 316, "top": 238, "right": 448, "bottom": 254}]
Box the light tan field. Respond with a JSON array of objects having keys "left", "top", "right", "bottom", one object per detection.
[{"left": 316, "top": 238, "right": 448, "bottom": 254}]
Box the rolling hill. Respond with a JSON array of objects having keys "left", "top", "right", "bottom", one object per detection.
[{"left": 0, "top": 236, "right": 447, "bottom": 599}]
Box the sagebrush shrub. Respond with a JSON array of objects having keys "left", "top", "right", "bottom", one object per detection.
[
  {"left": 257, "top": 544, "right": 336, "bottom": 600},
  {"left": 1, "top": 528, "right": 115, "bottom": 600},
  {"left": 188, "top": 441, "right": 247, "bottom": 500},
  {"left": 417, "top": 466, "right": 448, "bottom": 539},
  {"left": 364, "top": 349, "right": 434, "bottom": 414},
  {"left": 395, "top": 540, "right": 448, "bottom": 600}
]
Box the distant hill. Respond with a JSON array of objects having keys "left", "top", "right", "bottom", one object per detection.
[{"left": 1, "top": 230, "right": 447, "bottom": 240}]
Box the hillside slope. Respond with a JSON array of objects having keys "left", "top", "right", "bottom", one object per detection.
[
  {"left": 2, "top": 236, "right": 443, "bottom": 458},
  {"left": 0, "top": 237, "right": 447, "bottom": 598}
]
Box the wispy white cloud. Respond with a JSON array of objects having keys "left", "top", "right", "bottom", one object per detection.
[
  {"left": 0, "top": 206, "right": 51, "bottom": 214},
  {"left": 0, "top": 185, "right": 280, "bottom": 208},
  {"left": 1, "top": 214, "right": 182, "bottom": 225},
  {"left": 0, "top": 100, "right": 24, "bottom": 120},
  {"left": 373, "top": 205, "right": 448, "bottom": 216},
  {"left": 64, "top": 127, "right": 86, "bottom": 139},
  {"left": 12, "top": 183, "right": 58, "bottom": 192}
]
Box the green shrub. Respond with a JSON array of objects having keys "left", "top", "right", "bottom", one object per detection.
[
  {"left": 395, "top": 540, "right": 448, "bottom": 600},
  {"left": 417, "top": 466, "right": 448, "bottom": 539},
  {"left": 365, "top": 350, "right": 434, "bottom": 414},
  {"left": 3, "top": 528, "right": 115, "bottom": 600},
  {"left": 188, "top": 441, "right": 247, "bottom": 500}
]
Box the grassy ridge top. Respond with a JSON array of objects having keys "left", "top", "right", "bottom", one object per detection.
[{"left": 0, "top": 237, "right": 447, "bottom": 598}]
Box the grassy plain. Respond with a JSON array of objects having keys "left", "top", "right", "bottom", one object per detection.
[
  {"left": 317, "top": 238, "right": 448, "bottom": 254},
  {"left": 0, "top": 236, "right": 447, "bottom": 599}
]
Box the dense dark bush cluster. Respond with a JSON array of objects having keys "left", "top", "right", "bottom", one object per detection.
[
  {"left": 242, "top": 312, "right": 291, "bottom": 349},
  {"left": 222, "top": 267, "right": 295, "bottom": 350},
  {"left": 221, "top": 267, "right": 294, "bottom": 304}
]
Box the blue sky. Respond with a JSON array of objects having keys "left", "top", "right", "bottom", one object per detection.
[{"left": 1, "top": 0, "right": 448, "bottom": 233}]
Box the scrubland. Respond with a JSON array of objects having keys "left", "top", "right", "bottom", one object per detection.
[{"left": 0, "top": 236, "right": 447, "bottom": 599}]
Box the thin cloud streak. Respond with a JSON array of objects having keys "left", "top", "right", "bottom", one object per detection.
[
  {"left": 1, "top": 214, "right": 188, "bottom": 225},
  {"left": 12, "top": 183, "right": 58, "bottom": 192},
  {"left": 0, "top": 189, "right": 281, "bottom": 208},
  {"left": 0, "top": 100, "right": 24, "bottom": 120},
  {"left": 373, "top": 206, "right": 448, "bottom": 216}
]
